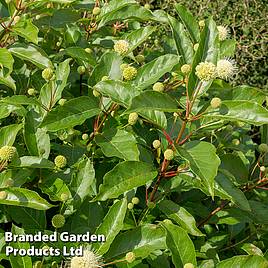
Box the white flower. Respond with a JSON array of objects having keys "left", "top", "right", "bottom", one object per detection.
[
  {"left": 114, "top": 40, "right": 129, "bottom": 55},
  {"left": 195, "top": 61, "right": 216, "bottom": 81},
  {"left": 216, "top": 58, "right": 237, "bottom": 80},
  {"left": 217, "top": 25, "right": 229, "bottom": 41},
  {"left": 69, "top": 250, "right": 102, "bottom": 268}
]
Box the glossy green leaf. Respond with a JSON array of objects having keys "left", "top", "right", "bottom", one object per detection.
[
  {"left": 231, "top": 86, "right": 265, "bottom": 105},
  {"left": 162, "top": 222, "right": 197, "bottom": 267},
  {"left": 64, "top": 47, "right": 96, "bottom": 66},
  {"left": 216, "top": 255, "right": 268, "bottom": 268},
  {"left": 94, "top": 198, "right": 127, "bottom": 255},
  {"left": 95, "top": 161, "right": 157, "bottom": 201},
  {"left": 40, "top": 96, "right": 101, "bottom": 132},
  {"left": 105, "top": 224, "right": 166, "bottom": 259},
  {"left": 176, "top": 141, "right": 220, "bottom": 197},
  {"left": 0, "top": 71, "right": 16, "bottom": 91},
  {"left": 132, "top": 54, "right": 179, "bottom": 89},
  {"left": 168, "top": 15, "right": 194, "bottom": 64},
  {"left": 174, "top": 4, "right": 200, "bottom": 43},
  {"left": 11, "top": 156, "right": 55, "bottom": 169},
  {"left": 158, "top": 200, "right": 203, "bottom": 236},
  {"left": 0, "top": 187, "right": 53, "bottom": 210},
  {"left": 241, "top": 243, "right": 263, "bottom": 256},
  {"left": 248, "top": 201, "right": 268, "bottom": 224},
  {"left": 1, "top": 95, "right": 41, "bottom": 106},
  {"left": 0, "top": 124, "right": 22, "bottom": 147},
  {"left": 0, "top": 48, "right": 14, "bottom": 76},
  {"left": 205, "top": 100, "right": 268, "bottom": 126},
  {"left": 220, "top": 39, "right": 236, "bottom": 58},
  {"left": 9, "top": 43, "right": 52, "bottom": 69}
]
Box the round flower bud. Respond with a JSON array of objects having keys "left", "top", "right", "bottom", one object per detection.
[
  {"left": 33, "top": 261, "right": 42, "bottom": 268},
  {"left": 195, "top": 61, "right": 216, "bottom": 81},
  {"left": 259, "top": 144, "right": 268, "bottom": 153},
  {"left": 232, "top": 139, "right": 240, "bottom": 146},
  {"left": 42, "top": 68, "right": 54, "bottom": 81},
  {"left": 216, "top": 59, "right": 237, "bottom": 80},
  {"left": 101, "top": 76, "right": 109, "bottom": 81},
  {"left": 0, "top": 146, "right": 17, "bottom": 161},
  {"left": 92, "top": 7, "right": 101, "bottom": 16},
  {"left": 184, "top": 263, "right": 195, "bottom": 268},
  {"left": 120, "top": 63, "right": 129, "bottom": 71},
  {"left": 85, "top": 48, "right": 92, "bottom": 54},
  {"left": 54, "top": 155, "right": 67, "bottom": 169},
  {"left": 93, "top": 88, "right": 100, "bottom": 97},
  {"left": 60, "top": 193, "right": 69, "bottom": 202},
  {"left": 181, "top": 64, "right": 191, "bottom": 74},
  {"left": 260, "top": 166, "right": 266, "bottom": 172},
  {"left": 58, "top": 98, "right": 66, "bottom": 106},
  {"left": 152, "top": 140, "right": 161, "bottom": 149},
  {"left": 226, "top": 124, "right": 233, "bottom": 131},
  {"left": 153, "top": 82, "right": 164, "bottom": 92},
  {"left": 52, "top": 214, "right": 65, "bottom": 228},
  {"left": 27, "top": 88, "right": 36, "bottom": 96},
  {"left": 70, "top": 250, "right": 102, "bottom": 268},
  {"left": 131, "top": 197, "right": 140, "bottom": 205},
  {"left": 147, "top": 201, "right": 155, "bottom": 209},
  {"left": 13, "top": 16, "right": 20, "bottom": 24},
  {"left": 193, "top": 43, "right": 199, "bottom": 51},
  {"left": 82, "top": 133, "right": 89, "bottom": 140},
  {"left": 127, "top": 203, "right": 134, "bottom": 210},
  {"left": 128, "top": 112, "right": 138, "bottom": 125},
  {"left": 5, "top": 178, "right": 14, "bottom": 187},
  {"left": 114, "top": 40, "right": 129, "bottom": 55},
  {"left": 56, "top": 41, "right": 61, "bottom": 47},
  {"left": 199, "top": 20, "right": 205, "bottom": 28},
  {"left": 164, "top": 149, "right": 174, "bottom": 160},
  {"left": 210, "top": 97, "right": 222, "bottom": 109},
  {"left": 77, "top": 66, "right": 86, "bottom": 75},
  {"left": 0, "top": 191, "right": 7, "bottom": 200},
  {"left": 217, "top": 25, "right": 229, "bottom": 41},
  {"left": 35, "top": 15, "right": 41, "bottom": 20},
  {"left": 47, "top": 3, "right": 52, "bottom": 8},
  {"left": 125, "top": 252, "right": 136, "bottom": 263},
  {"left": 136, "top": 54, "right": 145, "bottom": 63},
  {"left": 144, "top": 3, "right": 151, "bottom": 9},
  {"left": 123, "top": 66, "right": 137, "bottom": 81}
]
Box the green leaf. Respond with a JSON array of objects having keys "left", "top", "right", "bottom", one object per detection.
[
  {"left": 205, "top": 100, "right": 268, "bottom": 126},
  {"left": 0, "top": 124, "right": 22, "bottom": 147},
  {"left": 105, "top": 224, "right": 166, "bottom": 259},
  {"left": 95, "top": 129, "right": 139, "bottom": 161},
  {"left": 40, "top": 96, "right": 101, "bottom": 132},
  {"left": 220, "top": 39, "right": 236, "bottom": 58},
  {"left": 158, "top": 200, "right": 203, "bottom": 236},
  {"left": 12, "top": 18, "right": 39, "bottom": 44},
  {"left": 231, "top": 86, "right": 265, "bottom": 105},
  {"left": 128, "top": 91, "right": 178, "bottom": 113},
  {"left": 11, "top": 156, "right": 55, "bottom": 169},
  {"left": 1, "top": 95, "right": 41, "bottom": 106},
  {"left": 0, "top": 187, "right": 54, "bottom": 210},
  {"left": 216, "top": 255, "right": 268, "bottom": 268},
  {"left": 162, "top": 222, "right": 197, "bottom": 267},
  {"left": 9, "top": 43, "right": 52, "bottom": 69},
  {"left": 176, "top": 141, "right": 220, "bottom": 197},
  {"left": 132, "top": 54, "right": 179, "bottom": 90},
  {"left": 95, "top": 161, "right": 157, "bottom": 201},
  {"left": 168, "top": 16, "right": 194, "bottom": 64},
  {"left": 248, "top": 200, "right": 268, "bottom": 224},
  {"left": 0, "top": 48, "right": 14, "bottom": 76},
  {"left": 241, "top": 243, "right": 263, "bottom": 256},
  {"left": 64, "top": 47, "right": 96, "bottom": 66},
  {"left": 188, "top": 18, "right": 219, "bottom": 97},
  {"left": 174, "top": 4, "right": 200, "bottom": 43},
  {"left": 0, "top": 71, "right": 16, "bottom": 91},
  {"left": 9, "top": 225, "right": 32, "bottom": 268},
  {"left": 139, "top": 110, "right": 167, "bottom": 129},
  {"left": 93, "top": 198, "right": 127, "bottom": 255}
]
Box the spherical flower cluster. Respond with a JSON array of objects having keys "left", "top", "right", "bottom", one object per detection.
[
  {"left": 58, "top": 98, "right": 67, "bottom": 106},
  {"left": 128, "top": 112, "right": 138, "bottom": 125},
  {"left": 0, "top": 191, "right": 7, "bottom": 200},
  {"left": 52, "top": 214, "right": 65, "bottom": 228},
  {"left": 85, "top": 48, "right": 92, "bottom": 54},
  {"left": 114, "top": 40, "right": 129, "bottom": 55},
  {"left": 195, "top": 61, "right": 216, "bottom": 81},
  {"left": 125, "top": 252, "right": 136, "bottom": 263},
  {"left": 153, "top": 82, "right": 164, "bottom": 92},
  {"left": 193, "top": 43, "right": 199, "bottom": 52},
  {"left": 217, "top": 25, "right": 229, "bottom": 41},
  {"left": 152, "top": 140, "right": 161, "bottom": 149},
  {"left": 132, "top": 197, "right": 140, "bottom": 205},
  {"left": 123, "top": 66, "right": 137, "bottom": 81},
  {"left": 210, "top": 97, "right": 222, "bottom": 109},
  {"left": 92, "top": 7, "right": 101, "bottom": 16},
  {"left": 82, "top": 133, "right": 89, "bottom": 140},
  {"left": 0, "top": 146, "right": 17, "bottom": 161},
  {"left": 199, "top": 20, "right": 205, "bottom": 28},
  {"left": 260, "top": 166, "right": 266, "bottom": 172},
  {"left": 120, "top": 63, "right": 128, "bottom": 71},
  {"left": 69, "top": 249, "right": 102, "bottom": 268},
  {"left": 42, "top": 67, "right": 54, "bottom": 81},
  {"left": 216, "top": 59, "right": 237, "bottom": 80},
  {"left": 136, "top": 54, "right": 145, "bottom": 63},
  {"left": 258, "top": 143, "right": 268, "bottom": 153},
  {"left": 127, "top": 203, "right": 134, "bottom": 210},
  {"left": 77, "top": 66, "right": 86, "bottom": 75},
  {"left": 27, "top": 88, "right": 36, "bottom": 96},
  {"left": 164, "top": 149, "right": 174, "bottom": 160},
  {"left": 60, "top": 193, "right": 69, "bottom": 202},
  {"left": 181, "top": 64, "right": 191, "bottom": 74},
  {"left": 54, "top": 155, "right": 67, "bottom": 168}
]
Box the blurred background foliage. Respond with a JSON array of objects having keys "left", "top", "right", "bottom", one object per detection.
[{"left": 139, "top": 0, "right": 268, "bottom": 90}]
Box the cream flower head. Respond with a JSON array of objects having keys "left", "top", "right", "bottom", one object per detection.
[
  {"left": 114, "top": 40, "right": 129, "bottom": 55},
  {"left": 216, "top": 58, "right": 237, "bottom": 80},
  {"left": 69, "top": 249, "right": 102, "bottom": 268},
  {"left": 195, "top": 61, "right": 216, "bottom": 81},
  {"left": 217, "top": 25, "right": 229, "bottom": 41}
]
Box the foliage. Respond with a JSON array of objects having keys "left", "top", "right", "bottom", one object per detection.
[{"left": 0, "top": 0, "right": 268, "bottom": 268}]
